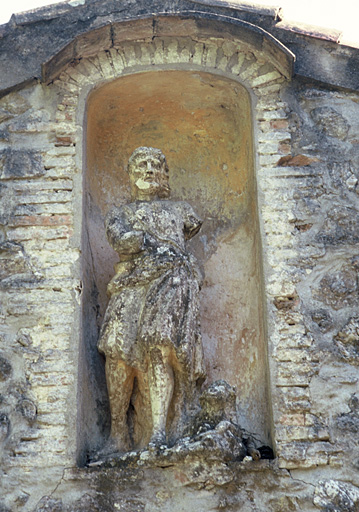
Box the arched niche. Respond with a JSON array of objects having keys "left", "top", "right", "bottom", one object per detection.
[{"left": 81, "top": 69, "right": 272, "bottom": 456}]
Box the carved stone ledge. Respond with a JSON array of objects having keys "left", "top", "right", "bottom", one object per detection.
[
  {"left": 74, "top": 456, "right": 277, "bottom": 490},
  {"left": 89, "top": 420, "right": 246, "bottom": 469}
]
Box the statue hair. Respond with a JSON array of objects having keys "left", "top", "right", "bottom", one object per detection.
[{"left": 128, "top": 147, "right": 168, "bottom": 174}]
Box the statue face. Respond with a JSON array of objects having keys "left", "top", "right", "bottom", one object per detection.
[{"left": 129, "top": 153, "right": 169, "bottom": 199}]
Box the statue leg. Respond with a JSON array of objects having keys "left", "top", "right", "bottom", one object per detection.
[
  {"left": 148, "top": 347, "right": 174, "bottom": 446},
  {"left": 134, "top": 369, "right": 152, "bottom": 448},
  {"left": 105, "top": 357, "right": 134, "bottom": 452}
]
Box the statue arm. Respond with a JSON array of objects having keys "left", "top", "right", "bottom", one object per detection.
[{"left": 105, "top": 207, "right": 145, "bottom": 255}]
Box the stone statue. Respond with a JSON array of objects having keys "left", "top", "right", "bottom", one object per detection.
[{"left": 98, "top": 147, "right": 206, "bottom": 453}]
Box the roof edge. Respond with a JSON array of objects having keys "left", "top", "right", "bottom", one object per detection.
[
  {"left": 191, "top": 0, "right": 282, "bottom": 19},
  {"left": 275, "top": 20, "right": 342, "bottom": 44}
]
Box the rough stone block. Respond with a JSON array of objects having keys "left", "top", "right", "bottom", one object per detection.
[
  {"left": 314, "top": 479, "right": 359, "bottom": 511},
  {"left": 240, "top": 61, "right": 260, "bottom": 81},
  {"left": 121, "top": 44, "right": 138, "bottom": 68},
  {"left": 153, "top": 40, "right": 165, "bottom": 65},
  {"left": 311, "top": 106, "right": 349, "bottom": 140},
  {"left": 72, "top": 58, "right": 102, "bottom": 82},
  {"left": 63, "top": 65, "right": 90, "bottom": 86},
  {"left": 314, "top": 266, "right": 359, "bottom": 310},
  {"left": 204, "top": 44, "right": 217, "bottom": 67},
  {"left": 7, "top": 226, "right": 73, "bottom": 241},
  {"left": 192, "top": 42, "right": 205, "bottom": 66},
  {"left": 107, "top": 48, "right": 126, "bottom": 74},
  {"left": 251, "top": 70, "right": 281, "bottom": 88},
  {"left": 0, "top": 356, "right": 12, "bottom": 382},
  {"left": 316, "top": 206, "right": 359, "bottom": 246},
  {"left": 55, "top": 78, "right": 80, "bottom": 94},
  {"left": 0, "top": 149, "right": 44, "bottom": 179}
]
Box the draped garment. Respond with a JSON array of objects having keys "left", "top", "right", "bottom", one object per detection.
[{"left": 98, "top": 200, "right": 205, "bottom": 382}]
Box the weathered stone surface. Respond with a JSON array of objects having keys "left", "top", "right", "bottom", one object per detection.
[
  {"left": 273, "top": 293, "right": 299, "bottom": 311},
  {"left": 314, "top": 479, "right": 359, "bottom": 511},
  {"left": 313, "top": 267, "right": 359, "bottom": 310},
  {"left": 15, "top": 492, "right": 30, "bottom": 507},
  {"left": 91, "top": 418, "right": 247, "bottom": 469},
  {"left": 0, "top": 183, "right": 15, "bottom": 225},
  {"left": 335, "top": 316, "right": 359, "bottom": 345},
  {"left": 327, "top": 162, "right": 359, "bottom": 196},
  {"left": 0, "top": 356, "right": 11, "bottom": 382},
  {"left": 34, "top": 497, "right": 63, "bottom": 512},
  {"left": 335, "top": 413, "right": 359, "bottom": 434},
  {"left": 311, "top": 309, "right": 334, "bottom": 332},
  {"left": 0, "top": 241, "right": 32, "bottom": 282},
  {"left": 310, "top": 106, "right": 349, "bottom": 140},
  {"left": 0, "top": 149, "right": 44, "bottom": 179},
  {"left": 17, "top": 398, "right": 37, "bottom": 423},
  {"left": 0, "top": 129, "right": 9, "bottom": 142},
  {"left": 68, "top": 494, "right": 104, "bottom": 512},
  {"left": 0, "top": 110, "right": 13, "bottom": 124},
  {"left": 333, "top": 316, "right": 359, "bottom": 363},
  {"left": 8, "top": 108, "right": 51, "bottom": 133},
  {"left": 316, "top": 205, "right": 359, "bottom": 245},
  {"left": 0, "top": 92, "right": 30, "bottom": 116},
  {"left": 91, "top": 379, "right": 262, "bottom": 471},
  {"left": 0, "top": 413, "right": 10, "bottom": 442},
  {"left": 198, "top": 380, "right": 237, "bottom": 427},
  {"left": 0, "top": 93, "right": 30, "bottom": 127},
  {"left": 268, "top": 496, "right": 298, "bottom": 512}
]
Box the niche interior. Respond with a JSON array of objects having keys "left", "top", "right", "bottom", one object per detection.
[{"left": 80, "top": 70, "right": 271, "bottom": 458}]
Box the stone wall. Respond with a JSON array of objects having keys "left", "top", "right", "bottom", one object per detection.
[{"left": 1, "top": 3, "right": 359, "bottom": 511}]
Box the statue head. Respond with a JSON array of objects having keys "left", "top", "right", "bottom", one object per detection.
[{"left": 128, "top": 147, "right": 171, "bottom": 200}]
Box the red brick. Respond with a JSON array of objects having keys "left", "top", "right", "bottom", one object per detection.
[
  {"left": 270, "top": 119, "right": 289, "bottom": 130},
  {"left": 10, "top": 215, "right": 73, "bottom": 227}
]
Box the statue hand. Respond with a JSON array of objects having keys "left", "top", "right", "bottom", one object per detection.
[{"left": 114, "top": 230, "right": 145, "bottom": 254}]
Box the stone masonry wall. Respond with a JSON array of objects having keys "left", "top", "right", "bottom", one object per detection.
[
  {"left": 0, "top": 28, "right": 359, "bottom": 512},
  {"left": 0, "top": 84, "right": 81, "bottom": 507}
]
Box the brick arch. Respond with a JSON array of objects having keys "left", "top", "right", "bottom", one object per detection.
[
  {"left": 43, "top": 15, "right": 294, "bottom": 84},
  {"left": 54, "top": 37, "right": 288, "bottom": 99}
]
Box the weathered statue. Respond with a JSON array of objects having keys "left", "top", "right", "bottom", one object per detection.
[{"left": 98, "top": 147, "right": 206, "bottom": 453}]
